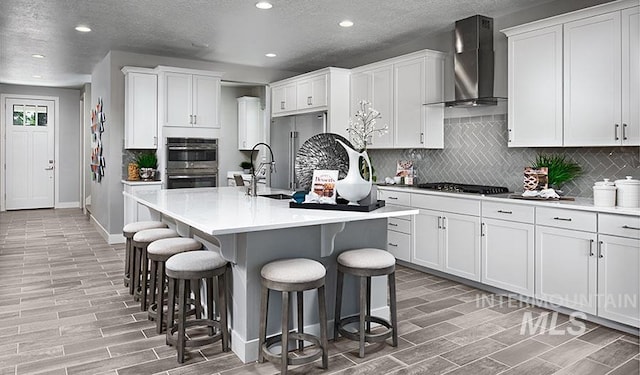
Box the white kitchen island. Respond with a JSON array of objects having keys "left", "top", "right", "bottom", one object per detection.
[{"left": 125, "top": 186, "right": 417, "bottom": 363}]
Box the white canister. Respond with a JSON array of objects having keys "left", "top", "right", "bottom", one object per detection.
[
  {"left": 593, "top": 179, "right": 616, "bottom": 207},
  {"left": 614, "top": 176, "right": 640, "bottom": 208}
]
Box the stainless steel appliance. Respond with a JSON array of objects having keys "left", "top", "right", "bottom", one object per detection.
[
  {"left": 418, "top": 182, "right": 509, "bottom": 195},
  {"left": 165, "top": 137, "right": 218, "bottom": 189}
]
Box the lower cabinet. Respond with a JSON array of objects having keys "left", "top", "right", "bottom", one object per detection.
[
  {"left": 413, "top": 209, "right": 444, "bottom": 270},
  {"left": 481, "top": 218, "right": 535, "bottom": 297},
  {"left": 597, "top": 234, "right": 640, "bottom": 327},
  {"left": 535, "top": 225, "right": 598, "bottom": 315}
]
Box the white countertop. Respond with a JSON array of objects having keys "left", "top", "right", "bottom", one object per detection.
[
  {"left": 126, "top": 186, "right": 418, "bottom": 235},
  {"left": 121, "top": 180, "right": 162, "bottom": 186},
  {"left": 377, "top": 185, "right": 640, "bottom": 216}
]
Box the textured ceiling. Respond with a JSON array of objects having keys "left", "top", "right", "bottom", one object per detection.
[{"left": 1, "top": 0, "right": 565, "bottom": 88}]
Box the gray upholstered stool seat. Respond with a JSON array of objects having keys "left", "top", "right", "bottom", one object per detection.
[
  {"left": 123, "top": 221, "right": 167, "bottom": 289},
  {"left": 132, "top": 228, "right": 179, "bottom": 310},
  {"left": 165, "top": 251, "right": 229, "bottom": 363},
  {"left": 259, "top": 258, "right": 328, "bottom": 375},
  {"left": 147, "top": 237, "right": 203, "bottom": 334},
  {"left": 334, "top": 248, "right": 398, "bottom": 358}
]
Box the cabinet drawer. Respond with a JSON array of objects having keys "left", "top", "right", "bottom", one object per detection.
[
  {"left": 388, "top": 217, "right": 411, "bottom": 234},
  {"left": 482, "top": 201, "right": 534, "bottom": 223},
  {"left": 599, "top": 214, "right": 640, "bottom": 239},
  {"left": 378, "top": 190, "right": 411, "bottom": 206},
  {"left": 387, "top": 230, "right": 411, "bottom": 262},
  {"left": 536, "top": 207, "right": 596, "bottom": 232},
  {"left": 411, "top": 193, "right": 480, "bottom": 216}
]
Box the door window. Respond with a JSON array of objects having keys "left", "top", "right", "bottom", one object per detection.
[{"left": 12, "top": 104, "right": 48, "bottom": 126}]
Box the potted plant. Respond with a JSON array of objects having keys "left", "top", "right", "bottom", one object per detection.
[
  {"left": 136, "top": 151, "right": 158, "bottom": 181},
  {"left": 531, "top": 153, "right": 582, "bottom": 192},
  {"left": 240, "top": 161, "right": 253, "bottom": 174}
]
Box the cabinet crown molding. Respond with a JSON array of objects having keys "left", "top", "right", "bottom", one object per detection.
[
  {"left": 501, "top": 0, "right": 637, "bottom": 36},
  {"left": 154, "top": 65, "right": 224, "bottom": 77},
  {"left": 121, "top": 66, "right": 156, "bottom": 75},
  {"left": 269, "top": 67, "right": 349, "bottom": 87},
  {"left": 351, "top": 49, "right": 446, "bottom": 73}
]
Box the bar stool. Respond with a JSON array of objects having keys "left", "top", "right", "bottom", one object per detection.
[
  {"left": 123, "top": 221, "right": 167, "bottom": 289},
  {"left": 132, "top": 228, "right": 179, "bottom": 311},
  {"left": 165, "top": 250, "right": 229, "bottom": 363},
  {"left": 147, "top": 237, "right": 203, "bottom": 334},
  {"left": 334, "top": 248, "right": 398, "bottom": 358},
  {"left": 258, "top": 258, "right": 328, "bottom": 375}
]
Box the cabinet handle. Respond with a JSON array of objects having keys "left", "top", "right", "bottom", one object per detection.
[
  {"left": 388, "top": 196, "right": 398, "bottom": 200},
  {"left": 442, "top": 217, "right": 447, "bottom": 230},
  {"left": 553, "top": 217, "right": 572, "bottom": 222},
  {"left": 437, "top": 216, "right": 442, "bottom": 229},
  {"left": 189, "top": 114, "right": 193, "bottom": 124},
  {"left": 598, "top": 240, "right": 604, "bottom": 258},
  {"left": 615, "top": 124, "right": 620, "bottom": 141},
  {"left": 307, "top": 96, "right": 312, "bottom": 106},
  {"left": 153, "top": 136, "right": 157, "bottom": 146},
  {"left": 193, "top": 115, "right": 196, "bottom": 124},
  {"left": 622, "top": 225, "right": 640, "bottom": 230},
  {"left": 388, "top": 222, "right": 398, "bottom": 227},
  {"left": 388, "top": 242, "right": 398, "bottom": 247},
  {"left": 481, "top": 222, "right": 486, "bottom": 237},
  {"left": 508, "top": 128, "right": 512, "bottom": 143},
  {"left": 623, "top": 123, "right": 628, "bottom": 140},
  {"left": 589, "top": 239, "right": 594, "bottom": 256},
  {"left": 420, "top": 133, "right": 424, "bottom": 144},
  {"left": 497, "top": 210, "right": 513, "bottom": 214},
  {"left": 280, "top": 101, "right": 285, "bottom": 110}
]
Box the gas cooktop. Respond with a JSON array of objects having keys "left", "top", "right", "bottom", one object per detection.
[{"left": 417, "top": 182, "right": 510, "bottom": 195}]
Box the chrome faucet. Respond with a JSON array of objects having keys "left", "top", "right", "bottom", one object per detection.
[{"left": 248, "top": 142, "right": 276, "bottom": 196}]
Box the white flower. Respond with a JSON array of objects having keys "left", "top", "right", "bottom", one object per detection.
[{"left": 345, "top": 100, "right": 388, "bottom": 150}]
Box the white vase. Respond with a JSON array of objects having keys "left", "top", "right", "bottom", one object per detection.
[{"left": 335, "top": 139, "right": 372, "bottom": 205}]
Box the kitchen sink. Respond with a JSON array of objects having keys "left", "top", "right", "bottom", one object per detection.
[{"left": 259, "top": 193, "right": 292, "bottom": 200}]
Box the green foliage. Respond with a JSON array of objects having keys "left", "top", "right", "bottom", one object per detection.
[
  {"left": 135, "top": 152, "right": 157, "bottom": 169},
  {"left": 240, "top": 161, "right": 253, "bottom": 170},
  {"left": 532, "top": 153, "right": 582, "bottom": 188}
]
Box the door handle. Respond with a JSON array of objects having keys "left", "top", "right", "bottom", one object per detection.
[
  {"left": 388, "top": 222, "right": 398, "bottom": 227},
  {"left": 280, "top": 101, "right": 285, "bottom": 110},
  {"left": 615, "top": 123, "right": 620, "bottom": 141},
  {"left": 420, "top": 133, "right": 424, "bottom": 144},
  {"left": 388, "top": 243, "right": 398, "bottom": 247},
  {"left": 437, "top": 216, "right": 442, "bottom": 229},
  {"left": 598, "top": 240, "right": 604, "bottom": 258},
  {"left": 553, "top": 217, "right": 572, "bottom": 222},
  {"left": 441, "top": 216, "right": 447, "bottom": 230},
  {"left": 307, "top": 96, "right": 312, "bottom": 106},
  {"left": 481, "top": 222, "right": 486, "bottom": 237},
  {"left": 497, "top": 210, "right": 513, "bottom": 214},
  {"left": 622, "top": 225, "right": 640, "bottom": 230},
  {"left": 44, "top": 166, "right": 54, "bottom": 170},
  {"left": 193, "top": 115, "right": 196, "bottom": 124},
  {"left": 189, "top": 114, "right": 193, "bottom": 124},
  {"left": 623, "top": 123, "right": 628, "bottom": 140},
  {"left": 589, "top": 239, "right": 594, "bottom": 256}
]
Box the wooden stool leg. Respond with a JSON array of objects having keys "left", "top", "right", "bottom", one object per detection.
[
  {"left": 366, "top": 277, "right": 372, "bottom": 333},
  {"left": 140, "top": 247, "right": 150, "bottom": 311},
  {"left": 358, "top": 276, "right": 366, "bottom": 358},
  {"left": 258, "top": 285, "right": 269, "bottom": 363},
  {"left": 333, "top": 269, "right": 344, "bottom": 341},
  {"left": 206, "top": 276, "right": 214, "bottom": 336},
  {"left": 388, "top": 272, "right": 398, "bottom": 347},
  {"left": 177, "top": 279, "right": 187, "bottom": 363},
  {"left": 297, "top": 291, "right": 304, "bottom": 352},
  {"left": 156, "top": 262, "right": 166, "bottom": 334},
  {"left": 148, "top": 259, "right": 158, "bottom": 320},
  {"left": 281, "top": 291, "right": 290, "bottom": 375},
  {"left": 218, "top": 270, "right": 229, "bottom": 352},
  {"left": 193, "top": 279, "right": 203, "bottom": 319},
  {"left": 131, "top": 246, "right": 140, "bottom": 297},
  {"left": 124, "top": 238, "right": 130, "bottom": 287},
  {"left": 166, "top": 276, "right": 176, "bottom": 346},
  {"left": 318, "top": 285, "right": 329, "bottom": 369}
]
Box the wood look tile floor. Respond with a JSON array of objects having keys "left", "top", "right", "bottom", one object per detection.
[{"left": 1, "top": 208, "right": 638, "bottom": 375}]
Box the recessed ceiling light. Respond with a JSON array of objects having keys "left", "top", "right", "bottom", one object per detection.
[
  {"left": 75, "top": 25, "right": 92, "bottom": 32},
  {"left": 31, "top": 54, "right": 45, "bottom": 59},
  {"left": 265, "top": 53, "right": 277, "bottom": 57},
  {"left": 32, "top": 75, "right": 42, "bottom": 79},
  {"left": 339, "top": 20, "right": 354, "bottom": 28},
  {"left": 255, "top": 2, "right": 272, "bottom": 9}
]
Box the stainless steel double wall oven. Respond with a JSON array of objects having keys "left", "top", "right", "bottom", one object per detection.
[{"left": 165, "top": 137, "right": 218, "bottom": 189}]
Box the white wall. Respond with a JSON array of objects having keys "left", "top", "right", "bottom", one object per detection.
[{"left": 0, "top": 83, "right": 82, "bottom": 207}]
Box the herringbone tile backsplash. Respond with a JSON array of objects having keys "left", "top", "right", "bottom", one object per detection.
[{"left": 370, "top": 114, "right": 640, "bottom": 198}]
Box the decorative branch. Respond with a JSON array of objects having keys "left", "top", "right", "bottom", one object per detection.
[{"left": 346, "top": 100, "right": 388, "bottom": 150}]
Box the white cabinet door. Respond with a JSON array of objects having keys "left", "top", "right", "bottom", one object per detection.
[
  {"left": 482, "top": 218, "right": 535, "bottom": 296},
  {"left": 507, "top": 25, "right": 563, "bottom": 147},
  {"left": 163, "top": 72, "right": 192, "bottom": 127},
  {"left": 394, "top": 57, "right": 425, "bottom": 148},
  {"left": 192, "top": 74, "right": 220, "bottom": 128},
  {"left": 297, "top": 75, "right": 327, "bottom": 110},
  {"left": 272, "top": 83, "right": 297, "bottom": 115},
  {"left": 622, "top": 6, "right": 640, "bottom": 146},
  {"left": 370, "top": 66, "right": 394, "bottom": 148},
  {"left": 238, "top": 97, "right": 262, "bottom": 150},
  {"left": 413, "top": 209, "right": 443, "bottom": 270},
  {"left": 124, "top": 70, "right": 157, "bottom": 149},
  {"left": 597, "top": 234, "right": 640, "bottom": 327},
  {"left": 443, "top": 213, "right": 481, "bottom": 282},
  {"left": 423, "top": 55, "right": 444, "bottom": 149},
  {"left": 564, "top": 11, "right": 622, "bottom": 146},
  {"left": 536, "top": 226, "right": 597, "bottom": 314}
]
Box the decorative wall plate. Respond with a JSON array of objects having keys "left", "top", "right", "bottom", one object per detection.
[{"left": 295, "top": 133, "right": 353, "bottom": 191}]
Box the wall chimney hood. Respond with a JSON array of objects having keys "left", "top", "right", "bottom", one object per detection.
[{"left": 443, "top": 15, "right": 505, "bottom": 108}]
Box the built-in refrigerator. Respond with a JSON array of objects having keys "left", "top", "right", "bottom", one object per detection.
[{"left": 270, "top": 112, "right": 326, "bottom": 189}]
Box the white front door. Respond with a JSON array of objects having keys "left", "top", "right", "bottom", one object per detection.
[{"left": 5, "top": 98, "right": 55, "bottom": 210}]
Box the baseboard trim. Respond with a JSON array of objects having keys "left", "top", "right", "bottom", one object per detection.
[
  {"left": 89, "top": 215, "right": 125, "bottom": 244},
  {"left": 55, "top": 201, "right": 80, "bottom": 209}
]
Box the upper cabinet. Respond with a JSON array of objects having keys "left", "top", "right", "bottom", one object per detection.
[
  {"left": 157, "top": 67, "right": 222, "bottom": 128},
  {"left": 502, "top": 0, "right": 639, "bottom": 147},
  {"left": 122, "top": 66, "right": 158, "bottom": 149},
  {"left": 270, "top": 68, "right": 350, "bottom": 139},
  {"left": 238, "top": 96, "right": 264, "bottom": 150},
  {"left": 350, "top": 50, "right": 446, "bottom": 149}
]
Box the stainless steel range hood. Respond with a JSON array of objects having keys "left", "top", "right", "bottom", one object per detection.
[{"left": 444, "top": 15, "right": 505, "bottom": 107}]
